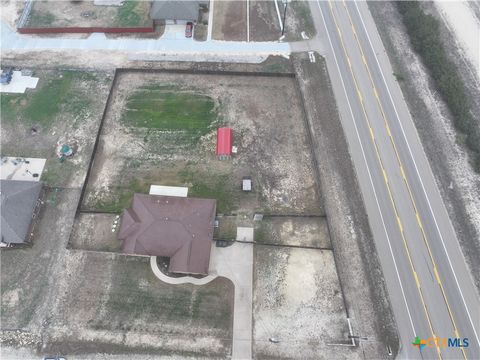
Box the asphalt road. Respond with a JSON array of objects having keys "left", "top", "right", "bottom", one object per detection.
[{"left": 310, "top": 1, "right": 480, "bottom": 359}]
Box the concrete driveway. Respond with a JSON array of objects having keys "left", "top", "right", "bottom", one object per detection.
[{"left": 151, "top": 241, "right": 253, "bottom": 360}]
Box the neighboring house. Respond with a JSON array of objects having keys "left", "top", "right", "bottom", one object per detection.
[
  {"left": 1, "top": 180, "right": 42, "bottom": 247},
  {"left": 118, "top": 194, "right": 216, "bottom": 275},
  {"left": 150, "top": 0, "right": 208, "bottom": 24}
]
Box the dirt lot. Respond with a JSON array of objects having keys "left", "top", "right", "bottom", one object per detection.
[
  {"left": 0, "top": 69, "right": 112, "bottom": 189},
  {"left": 284, "top": 0, "right": 316, "bottom": 41},
  {"left": 25, "top": 0, "right": 152, "bottom": 28},
  {"left": 254, "top": 216, "right": 331, "bottom": 248},
  {"left": 82, "top": 72, "right": 323, "bottom": 218},
  {"left": 253, "top": 246, "right": 357, "bottom": 359},
  {"left": 249, "top": 0, "right": 281, "bottom": 41},
  {"left": 212, "top": 1, "right": 247, "bottom": 41}
]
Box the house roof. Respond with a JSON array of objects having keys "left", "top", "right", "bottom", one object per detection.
[
  {"left": 118, "top": 194, "right": 216, "bottom": 275},
  {"left": 150, "top": 0, "right": 208, "bottom": 21},
  {"left": 1, "top": 180, "right": 42, "bottom": 244},
  {"left": 216, "top": 127, "right": 233, "bottom": 156}
]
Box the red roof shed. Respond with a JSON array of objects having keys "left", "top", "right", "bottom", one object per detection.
[{"left": 216, "top": 127, "right": 233, "bottom": 157}]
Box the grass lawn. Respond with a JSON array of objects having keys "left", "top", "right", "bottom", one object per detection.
[
  {"left": 93, "top": 178, "right": 150, "bottom": 213},
  {"left": 122, "top": 85, "right": 217, "bottom": 141},
  {"left": 92, "top": 167, "right": 240, "bottom": 214},
  {"left": 84, "top": 256, "right": 233, "bottom": 332},
  {"left": 180, "top": 169, "right": 240, "bottom": 214},
  {"left": 1, "top": 71, "right": 96, "bottom": 129},
  {"left": 115, "top": 0, "right": 142, "bottom": 27}
]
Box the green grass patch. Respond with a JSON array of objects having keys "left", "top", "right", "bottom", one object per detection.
[
  {"left": 180, "top": 170, "right": 239, "bottom": 214},
  {"left": 214, "top": 217, "right": 237, "bottom": 240},
  {"left": 91, "top": 179, "right": 150, "bottom": 213},
  {"left": 40, "top": 159, "right": 76, "bottom": 188},
  {"left": 1, "top": 71, "right": 94, "bottom": 129},
  {"left": 115, "top": 0, "right": 141, "bottom": 26},
  {"left": 123, "top": 87, "right": 216, "bottom": 132},
  {"left": 27, "top": 10, "right": 56, "bottom": 27},
  {"left": 263, "top": 62, "right": 288, "bottom": 73},
  {"left": 101, "top": 257, "right": 232, "bottom": 330}
]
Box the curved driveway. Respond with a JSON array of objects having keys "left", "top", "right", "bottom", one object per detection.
[{"left": 151, "top": 242, "right": 253, "bottom": 360}]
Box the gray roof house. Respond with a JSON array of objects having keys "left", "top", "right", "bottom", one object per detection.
[
  {"left": 150, "top": 0, "right": 208, "bottom": 23},
  {"left": 1, "top": 180, "right": 42, "bottom": 245}
]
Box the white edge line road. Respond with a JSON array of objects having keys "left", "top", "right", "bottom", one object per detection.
[
  {"left": 316, "top": 0, "right": 416, "bottom": 337},
  {"left": 353, "top": 2, "right": 480, "bottom": 348}
]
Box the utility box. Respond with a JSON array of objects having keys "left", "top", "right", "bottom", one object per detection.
[{"left": 242, "top": 176, "right": 252, "bottom": 192}]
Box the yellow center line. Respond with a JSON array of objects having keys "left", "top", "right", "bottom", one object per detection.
[
  {"left": 340, "top": 1, "right": 467, "bottom": 359},
  {"left": 328, "top": 1, "right": 444, "bottom": 358}
]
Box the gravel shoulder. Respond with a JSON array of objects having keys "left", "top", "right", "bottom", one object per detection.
[{"left": 368, "top": 1, "right": 480, "bottom": 293}]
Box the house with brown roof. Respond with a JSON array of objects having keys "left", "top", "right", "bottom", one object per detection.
[{"left": 117, "top": 194, "right": 216, "bottom": 275}]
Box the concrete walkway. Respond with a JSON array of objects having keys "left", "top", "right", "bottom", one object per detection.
[
  {"left": 151, "top": 242, "right": 254, "bottom": 360},
  {"left": 150, "top": 255, "right": 217, "bottom": 285},
  {"left": 1, "top": 21, "right": 290, "bottom": 63}
]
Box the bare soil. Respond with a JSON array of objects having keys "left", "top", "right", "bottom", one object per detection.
[
  {"left": 254, "top": 216, "right": 331, "bottom": 248},
  {"left": 69, "top": 213, "right": 121, "bottom": 251},
  {"left": 212, "top": 1, "right": 247, "bottom": 41},
  {"left": 249, "top": 0, "right": 281, "bottom": 41},
  {"left": 253, "top": 246, "right": 356, "bottom": 359},
  {"left": 284, "top": 0, "right": 316, "bottom": 41}
]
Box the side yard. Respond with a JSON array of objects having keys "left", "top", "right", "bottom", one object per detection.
[
  {"left": 253, "top": 246, "right": 355, "bottom": 359},
  {"left": 0, "top": 69, "right": 112, "bottom": 188}
]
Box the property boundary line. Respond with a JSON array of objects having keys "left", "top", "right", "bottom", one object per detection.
[
  {"left": 292, "top": 56, "right": 350, "bottom": 320},
  {"left": 70, "top": 67, "right": 297, "bottom": 247},
  {"left": 74, "top": 69, "right": 119, "bottom": 217}
]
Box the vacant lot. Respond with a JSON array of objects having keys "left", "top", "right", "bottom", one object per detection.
[
  {"left": 284, "top": 0, "right": 316, "bottom": 41},
  {"left": 249, "top": 0, "right": 281, "bottom": 41},
  {"left": 82, "top": 72, "right": 322, "bottom": 218},
  {"left": 253, "top": 246, "right": 358, "bottom": 360},
  {"left": 212, "top": 1, "right": 247, "bottom": 41},
  {"left": 25, "top": 0, "right": 152, "bottom": 28},
  {"left": 0, "top": 69, "right": 112, "bottom": 188},
  {"left": 213, "top": 0, "right": 281, "bottom": 41}
]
